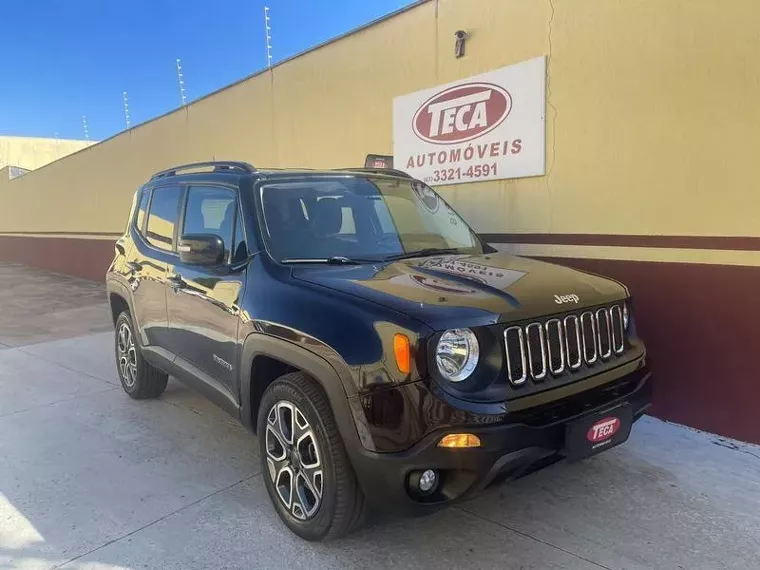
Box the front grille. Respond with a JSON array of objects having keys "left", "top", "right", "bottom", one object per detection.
[{"left": 504, "top": 304, "right": 627, "bottom": 387}]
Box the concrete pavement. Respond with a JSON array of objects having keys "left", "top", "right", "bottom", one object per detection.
[
  {"left": 0, "top": 263, "right": 759, "bottom": 569},
  {"left": 0, "top": 263, "right": 112, "bottom": 348}
]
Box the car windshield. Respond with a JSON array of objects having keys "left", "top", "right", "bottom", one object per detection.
[{"left": 257, "top": 176, "right": 484, "bottom": 262}]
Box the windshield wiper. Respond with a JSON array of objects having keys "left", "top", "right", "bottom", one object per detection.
[
  {"left": 383, "top": 247, "right": 462, "bottom": 261},
  {"left": 281, "top": 256, "right": 365, "bottom": 265},
  {"left": 281, "top": 249, "right": 464, "bottom": 264}
]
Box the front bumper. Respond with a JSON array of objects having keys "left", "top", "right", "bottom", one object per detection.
[{"left": 348, "top": 364, "right": 652, "bottom": 514}]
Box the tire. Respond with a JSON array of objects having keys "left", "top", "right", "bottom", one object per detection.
[
  {"left": 257, "top": 371, "right": 366, "bottom": 541},
  {"left": 114, "top": 311, "right": 168, "bottom": 399}
]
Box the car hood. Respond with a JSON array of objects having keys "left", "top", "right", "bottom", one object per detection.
[{"left": 291, "top": 253, "right": 628, "bottom": 331}]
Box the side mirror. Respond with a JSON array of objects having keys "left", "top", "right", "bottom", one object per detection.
[{"left": 178, "top": 234, "right": 225, "bottom": 266}]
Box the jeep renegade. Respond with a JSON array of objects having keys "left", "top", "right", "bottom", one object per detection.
[{"left": 106, "top": 161, "right": 651, "bottom": 540}]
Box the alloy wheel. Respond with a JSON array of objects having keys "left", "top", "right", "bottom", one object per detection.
[
  {"left": 117, "top": 322, "right": 138, "bottom": 388},
  {"left": 265, "top": 400, "right": 323, "bottom": 520}
]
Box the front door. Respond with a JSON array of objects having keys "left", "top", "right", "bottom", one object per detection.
[{"left": 166, "top": 184, "right": 248, "bottom": 403}]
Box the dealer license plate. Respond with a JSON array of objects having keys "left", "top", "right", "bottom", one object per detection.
[{"left": 564, "top": 404, "right": 633, "bottom": 462}]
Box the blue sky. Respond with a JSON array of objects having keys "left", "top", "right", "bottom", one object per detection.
[{"left": 0, "top": 0, "right": 415, "bottom": 141}]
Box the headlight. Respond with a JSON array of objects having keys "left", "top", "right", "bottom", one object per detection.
[
  {"left": 436, "top": 328, "right": 479, "bottom": 382},
  {"left": 623, "top": 304, "right": 630, "bottom": 329}
]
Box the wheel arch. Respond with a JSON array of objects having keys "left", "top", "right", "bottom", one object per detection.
[
  {"left": 239, "top": 333, "right": 368, "bottom": 453},
  {"left": 107, "top": 279, "right": 133, "bottom": 326}
]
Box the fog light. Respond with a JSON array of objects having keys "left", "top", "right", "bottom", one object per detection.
[
  {"left": 438, "top": 433, "right": 481, "bottom": 448},
  {"left": 419, "top": 469, "right": 438, "bottom": 493}
]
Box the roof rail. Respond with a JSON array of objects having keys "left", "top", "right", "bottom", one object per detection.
[
  {"left": 333, "top": 167, "right": 414, "bottom": 179},
  {"left": 151, "top": 161, "right": 257, "bottom": 179}
]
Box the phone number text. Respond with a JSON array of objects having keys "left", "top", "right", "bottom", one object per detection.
[{"left": 424, "top": 163, "right": 498, "bottom": 183}]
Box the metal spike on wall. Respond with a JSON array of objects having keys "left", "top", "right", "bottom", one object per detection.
[
  {"left": 82, "top": 116, "right": 90, "bottom": 141},
  {"left": 122, "top": 92, "right": 131, "bottom": 129},
  {"left": 264, "top": 6, "right": 273, "bottom": 68},
  {"left": 176, "top": 58, "right": 188, "bottom": 106}
]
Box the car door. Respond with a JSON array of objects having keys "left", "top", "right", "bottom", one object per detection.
[
  {"left": 165, "top": 183, "right": 248, "bottom": 405},
  {"left": 126, "top": 184, "right": 182, "bottom": 350}
]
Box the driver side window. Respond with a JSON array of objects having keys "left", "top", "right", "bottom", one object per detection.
[{"left": 182, "top": 185, "right": 236, "bottom": 261}]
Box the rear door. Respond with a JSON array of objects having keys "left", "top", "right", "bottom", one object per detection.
[
  {"left": 165, "top": 183, "right": 248, "bottom": 403},
  {"left": 127, "top": 184, "right": 182, "bottom": 349}
]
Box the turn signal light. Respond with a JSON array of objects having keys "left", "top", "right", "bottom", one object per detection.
[
  {"left": 438, "top": 433, "right": 482, "bottom": 448},
  {"left": 393, "top": 334, "right": 411, "bottom": 374}
]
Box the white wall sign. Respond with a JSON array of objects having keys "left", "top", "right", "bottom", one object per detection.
[{"left": 393, "top": 56, "right": 546, "bottom": 186}]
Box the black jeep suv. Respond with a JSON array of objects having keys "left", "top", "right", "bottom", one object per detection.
[{"left": 106, "top": 161, "right": 651, "bottom": 540}]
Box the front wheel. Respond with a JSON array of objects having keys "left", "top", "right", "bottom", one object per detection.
[{"left": 257, "top": 372, "right": 366, "bottom": 540}]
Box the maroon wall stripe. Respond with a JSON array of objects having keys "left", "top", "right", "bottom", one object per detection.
[
  {"left": 482, "top": 233, "right": 760, "bottom": 251},
  {"left": 0, "top": 231, "right": 123, "bottom": 238},
  {"left": 0, "top": 235, "right": 115, "bottom": 282}
]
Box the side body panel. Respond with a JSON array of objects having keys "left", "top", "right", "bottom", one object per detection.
[{"left": 165, "top": 262, "right": 246, "bottom": 403}]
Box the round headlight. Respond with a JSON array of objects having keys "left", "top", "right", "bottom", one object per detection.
[
  {"left": 622, "top": 304, "right": 630, "bottom": 329},
  {"left": 436, "top": 328, "right": 479, "bottom": 382}
]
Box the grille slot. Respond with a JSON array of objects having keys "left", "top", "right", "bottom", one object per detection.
[
  {"left": 596, "top": 308, "right": 612, "bottom": 359},
  {"left": 504, "top": 304, "right": 627, "bottom": 388},
  {"left": 564, "top": 315, "right": 582, "bottom": 370},
  {"left": 545, "top": 319, "right": 565, "bottom": 375},
  {"left": 504, "top": 326, "right": 527, "bottom": 386},
  {"left": 525, "top": 323, "right": 548, "bottom": 381},
  {"left": 610, "top": 305, "right": 625, "bottom": 354},
  {"left": 580, "top": 311, "right": 598, "bottom": 364}
]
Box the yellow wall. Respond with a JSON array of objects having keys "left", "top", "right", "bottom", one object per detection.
[
  {"left": 0, "top": 136, "right": 93, "bottom": 171},
  {"left": 1, "top": 0, "right": 759, "bottom": 253}
]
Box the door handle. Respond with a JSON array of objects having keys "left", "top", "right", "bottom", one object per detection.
[
  {"left": 126, "top": 261, "right": 142, "bottom": 273},
  {"left": 167, "top": 274, "right": 186, "bottom": 290}
]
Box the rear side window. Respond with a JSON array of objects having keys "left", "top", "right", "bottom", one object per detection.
[
  {"left": 145, "top": 185, "right": 181, "bottom": 251},
  {"left": 134, "top": 190, "right": 149, "bottom": 233}
]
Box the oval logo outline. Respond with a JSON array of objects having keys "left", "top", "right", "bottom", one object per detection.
[
  {"left": 586, "top": 417, "right": 621, "bottom": 443},
  {"left": 412, "top": 82, "right": 512, "bottom": 145}
]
